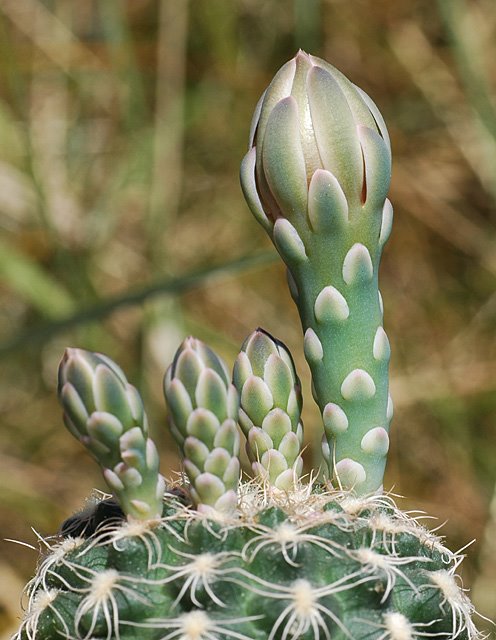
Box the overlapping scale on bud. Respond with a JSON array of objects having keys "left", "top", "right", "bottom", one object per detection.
[
  {"left": 233, "top": 329, "right": 303, "bottom": 490},
  {"left": 58, "top": 348, "right": 165, "bottom": 521},
  {"left": 240, "top": 49, "right": 391, "bottom": 242},
  {"left": 164, "top": 338, "right": 241, "bottom": 515}
]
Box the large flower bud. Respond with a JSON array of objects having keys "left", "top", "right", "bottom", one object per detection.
[
  {"left": 233, "top": 329, "right": 304, "bottom": 490},
  {"left": 164, "top": 338, "right": 241, "bottom": 515},
  {"left": 241, "top": 49, "right": 391, "bottom": 238},
  {"left": 240, "top": 52, "right": 393, "bottom": 495},
  {"left": 58, "top": 348, "right": 165, "bottom": 521}
]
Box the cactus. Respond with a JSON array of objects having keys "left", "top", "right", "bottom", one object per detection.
[
  {"left": 58, "top": 348, "right": 165, "bottom": 521},
  {"left": 240, "top": 50, "right": 393, "bottom": 495},
  {"left": 233, "top": 328, "right": 304, "bottom": 490},
  {"left": 13, "top": 51, "right": 484, "bottom": 640}
]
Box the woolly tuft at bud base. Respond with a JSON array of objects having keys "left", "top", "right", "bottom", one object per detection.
[{"left": 11, "top": 51, "right": 487, "bottom": 640}]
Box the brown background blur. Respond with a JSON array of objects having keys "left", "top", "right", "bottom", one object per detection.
[{"left": 0, "top": 1, "right": 495, "bottom": 637}]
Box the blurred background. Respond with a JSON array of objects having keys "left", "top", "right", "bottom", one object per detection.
[{"left": 0, "top": 0, "right": 495, "bottom": 636}]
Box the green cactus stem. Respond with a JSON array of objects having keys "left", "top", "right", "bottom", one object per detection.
[
  {"left": 14, "top": 484, "right": 481, "bottom": 640},
  {"left": 58, "top": 348, "right": 165, "bottom": 521},
  {"left": 240, "top": 50, "right": 393, "bottom": 494},
  {"left": 233, "top": 328, "right": 304, "bottom": 489},
  {"left": 163, "top": 337, "right": 241, "bottom": 515}
]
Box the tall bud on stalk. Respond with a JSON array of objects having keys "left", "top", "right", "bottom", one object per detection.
[
  {"left": 164, "top": 338, "right": 241, "bottom": 515},
  {"left": 58, "top": 349, "right": 166, "bottom": 521},
  {"left": 233, "top": 328, "right": 304, "bottom": 490},
  {"left": 240, "top": 51, "right": 393, "bottom": 494}
]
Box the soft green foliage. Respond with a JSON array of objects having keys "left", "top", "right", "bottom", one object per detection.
[
  {"left": 58, "top": 348, "right": 165, "bottom": 521},
  {"left": 15, "top": 486, "right": 479, "bottom": 640},
  {"left": 240, "top": 51, "right": 393, "bottom": 495}
]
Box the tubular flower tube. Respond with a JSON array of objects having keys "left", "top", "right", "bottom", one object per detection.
[
  {"left": 58, "top": 348, "right": 166, "bottom": 521},
  {"left": 240, "top": 51, "right": 393, "bottom": 494},
  {"left": 163, "top": 337, "right": 241, "bottom": 515},
  {"left": 233, "top": 328, "right": 304, "bottom": 489}
]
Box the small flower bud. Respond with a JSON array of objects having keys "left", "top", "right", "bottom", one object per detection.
[
  {"left": 233, "top": 329, "right": 304, "bottom": 489},
  {"left": 58, "top": 348, "right": 165, "bottom": 521},
  {"left": 164, "top": 338, "right": 241, "bottom": 514}
]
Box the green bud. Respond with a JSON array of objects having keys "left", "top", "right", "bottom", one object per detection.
[
  {"left": 58, "top": 348, "right": 165, "bottom": 521},
  {"left": 164, "top": 337, "right": 240, "bottom": 515},
  {"left": 241, "top": 50, "right": 391, "bottom": 235},
  {"left": 241, "top": 52, "right": 393, "bottom": 495},
  {"left": 233, "top": 329, "right": 304, "bottom": 489}
]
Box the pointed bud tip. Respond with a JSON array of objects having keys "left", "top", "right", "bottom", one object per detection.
[
  {"left": 60, "top": 346, "right": 82, "bottom": 366},
  {"left": 295, "top": 49, "right": 311, "bottom": 62},
  {"left": 253, "top": 327, "right": 288, "bottom": 351},
  {"left": 179, "top": 336, "right": 198, "bottom": 352}
]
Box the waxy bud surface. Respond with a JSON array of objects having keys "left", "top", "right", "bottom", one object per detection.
[
  {"left": 58, "top": 348, "right": 165, "bottom": 520},
  {"left": 164, "top": 337, "right": 240, "bottom": 514}
]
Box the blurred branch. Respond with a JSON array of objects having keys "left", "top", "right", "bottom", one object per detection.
[
  {"left": 436, "top": 0, "right": 496, "bottom": 143},
  {"left": 0, "top": 238, "right": 75, "bottom": 317},
  {"left": 446, "top": 290, "right": 496, "bottom": 360},
  {"left": 149, "top": 0, "right": 189, "bottom": 249},
  {"left": 392, "top": 360, "right": 496, "bottom": 408},
  {"left": 99, "top": 2, "right": 147, "bottom": 130},
  {"left": 0, "top": 251, "right": 277, "bottom": 356},
  {"left": 393, "top": 162, "right": 496, "bottom": 275}
]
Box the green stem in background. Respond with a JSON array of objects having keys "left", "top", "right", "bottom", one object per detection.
[
  {"left": 436, "top": 0, "right": 496, "bottom": 145},
  {"left": 241, "top": 51, "right": 393, "bottom": 494},
  {"left": 58, "top": 348, "right": 165, "bottom": 521}
]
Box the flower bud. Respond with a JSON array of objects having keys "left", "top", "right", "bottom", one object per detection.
[
  {"left": 233, "top": 328, "right": 304, "bottom": 490},
  {"left": 240, "top": 52, "right": 394, "bottom": 495},
  {"left": 240, "top": 50, "right": 391, "bottom": 234},
  {"left": 58, "top": 348, "right": 165, "bottom": 521},
  {"left": 164, "top": 337, "right": 241, "bottom": 514}
]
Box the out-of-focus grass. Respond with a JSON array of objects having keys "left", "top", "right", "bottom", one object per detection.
[{"left": 0, "top": 0, "right": 495, "bottom": 637}]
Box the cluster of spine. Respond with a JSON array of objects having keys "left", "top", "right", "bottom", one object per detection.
[
  {"left": 15, "top": 487, "right": 479, "bottom": 640},
  {"left": 241, "top": 51, "right": 393, "bottom": 494}
]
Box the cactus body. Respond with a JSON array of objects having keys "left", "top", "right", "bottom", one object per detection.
[
  {"left": 13, "top": 343, "right": 483, "bottom": 639},
  {"left": 16, "top": 485, "right": 479, "bottom": 640}
]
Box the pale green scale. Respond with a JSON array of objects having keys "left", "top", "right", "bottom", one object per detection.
[
  {"left": 239, "top": 50, "right": 394, "bottom": 494},
  {"left": 275, "top": 201, "right": 392, "bottom": 494}
]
